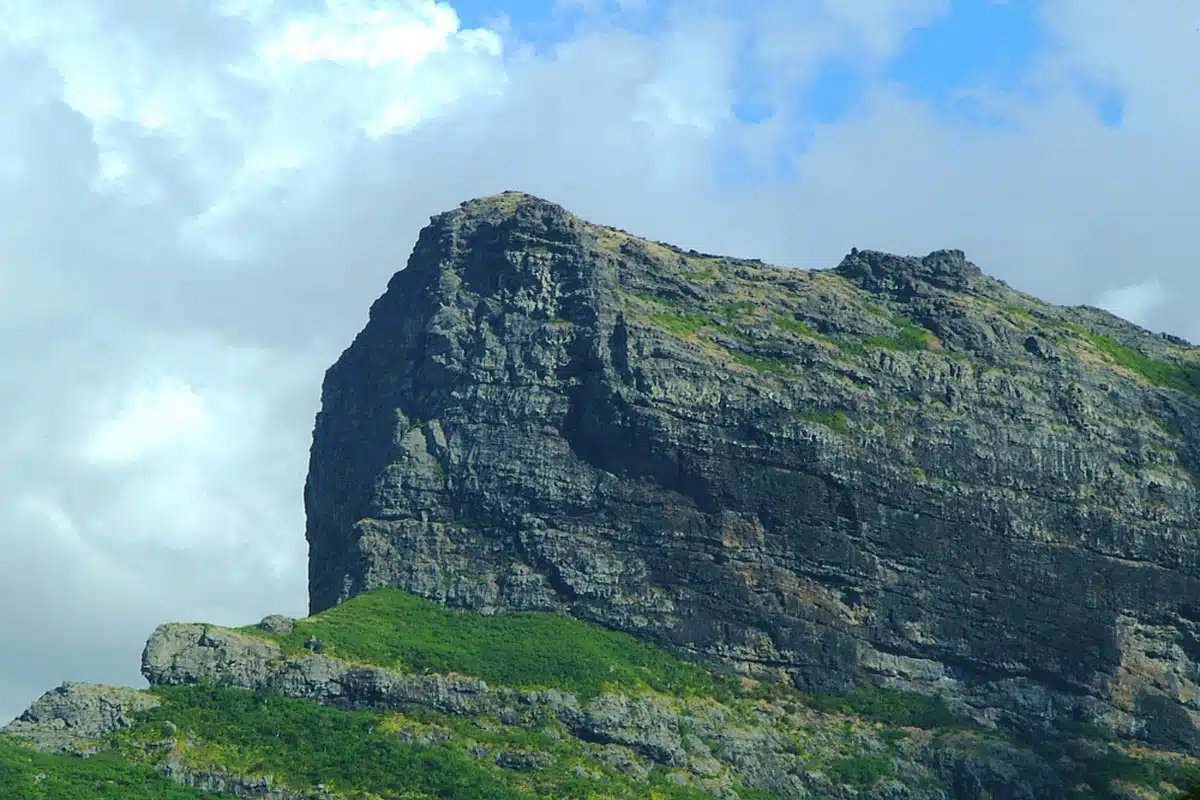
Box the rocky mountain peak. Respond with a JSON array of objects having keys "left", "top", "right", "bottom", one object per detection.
[
  {"left": 302, "top": 191, "right": 1200, "bottom": 766},
  {"left": 6, "top": 191, "right": 1200, "bottom": 799},
  {"left": 834, "top": 247, "right": 984, "bottom": 298}
]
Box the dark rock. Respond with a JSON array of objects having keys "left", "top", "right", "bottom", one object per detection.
[
  {"left": 258, "top": 614, "right": 296, "bottom": 635},
  {"left": 834, "top": 248, "right": 983, "bottom": 298},
  {"left": 302, "top": 191, "right": 1200, "bottom": 764}
]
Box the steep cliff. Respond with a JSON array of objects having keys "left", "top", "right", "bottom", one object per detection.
[{"left": 305, "top": 191, "right": 1200, "bottom": 755}]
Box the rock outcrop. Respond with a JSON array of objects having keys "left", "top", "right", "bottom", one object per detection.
[
  {"left": 304, "top": 191, "right": 1200, "bottom": 754},
  {"left": 129, "top": 622, "right": 1072, "bottom": 799},
  {"left": 0, "top": 682, "right": 160, "bottom": 754}
]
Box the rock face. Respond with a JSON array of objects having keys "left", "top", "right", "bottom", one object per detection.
[
  {"left": 304, "top": 191, "right": 1200, "bottom": 753},
  {"left": 0, "top": 682, "right": 160, "bottom": 754}
]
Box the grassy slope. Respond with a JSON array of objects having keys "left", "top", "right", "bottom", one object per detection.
[
  {"left": 6, "top": 588, "right": 1197, "bottom": 798},
  {"left": 0, "top": 736, "right": 214, "bottom": 799},
  {"left": 233, "top": 587, "right": 736, "bottom": 702}
]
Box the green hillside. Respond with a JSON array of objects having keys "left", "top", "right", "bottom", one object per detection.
[{"left": 5, "top": 587, "right": 1200, "bottom": 798}]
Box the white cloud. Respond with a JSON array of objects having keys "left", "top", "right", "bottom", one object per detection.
[
  {"left": 1095, "top": 280, "right": 1167, "bottom": 331},
  {"left": 80, "top": 379, "right": 212, "bottom": 467}
]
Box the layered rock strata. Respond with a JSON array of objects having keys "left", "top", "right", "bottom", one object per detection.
[{"left": 304, "top": 191, "right": 1200, "bottom": 753}]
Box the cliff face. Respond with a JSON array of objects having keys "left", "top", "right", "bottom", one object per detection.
[{"left": 303, "top": 191, "right": 1200, "bottom": 754}]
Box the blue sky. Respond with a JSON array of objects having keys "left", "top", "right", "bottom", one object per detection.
[{"left": 452, "top": 0, "right": 1124, "bottom": 180}]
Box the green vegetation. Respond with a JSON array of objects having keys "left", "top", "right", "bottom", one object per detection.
[
  {"left": 112, "top": 684, "right": 731, "bottom": 800},
  {"left": 799, "top": 684, "right": 965, "bottom": 729},
  {"left": 826, "top": 753, "right": 895, "bottom": 787},
  {"left": 864, "top": 316, "right": 933, "bottom": 352},
  {"left": 716, "top": 300, "right": 758, "bottom": 317},
  {"left": 1147, "top": 412, "right": 1184, "bottom": 438},
  {"left": 678, "top": 265, "right": 718, "bottom": 282},
  {"left": 1066, "top": 746, "right": 1200, "bottom": 798},
  {"left": 998, "top": 303, "right": 1035, "bottom": 321},
  {"left": 12, "top": 587, "right": 1197, "bottom": 799},
  {"left": 634, "top": 294, "right": 761, "bottom": 338},
  {"left": 794, "top": 409, "right": 850, "bottom": 434},
  {"left": 238, "top": 587, "right": 736, "bottom": 702},
  {"left": 0, "top": 736, "right": 213, "bottom": 799},
  {"left": 632, "top": 294, "right": 750, "bottom": 342},
  {"left": 625, "top": 286, "right": 947, "bottom": 370},
  {"left": 772, "top": 314, "right": 815, "bottom": 337},
  {"left": 124, "top": 685, "right": 530, "bottom": 799},
  {"left": 1077, "top": 329, "right": 1200, "bottom": 399},
  {"left": 1056, "top": 721, "right": 1116, "bottom": 742},
  {"left": 834, "top": 338, "right": 869, "bottom": 357},
  {"left": 646, "top": 308, "right": 713, "bottom": 337}
]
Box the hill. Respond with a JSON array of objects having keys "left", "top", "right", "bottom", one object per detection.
[{"left": 5, "top": 191, "right": 1200, "bottom": 798}]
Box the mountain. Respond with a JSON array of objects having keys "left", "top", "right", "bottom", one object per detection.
[{"left": 4, "top": 191, "right": 1200, "bottom": 799}]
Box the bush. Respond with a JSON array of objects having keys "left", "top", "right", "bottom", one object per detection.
[
  {"left": 827, "top": 754, "right": 894, "bottom": 787},
  {"left": 801, "top": 684, "right": 964, "bottom": 729}
]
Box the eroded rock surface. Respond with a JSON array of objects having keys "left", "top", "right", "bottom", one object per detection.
[
  {"left": 303, "top": 191, "right": 1200, "bottom": 754},
  {"left": 0, "top": 681, "right": 160, "bottom": 754}
]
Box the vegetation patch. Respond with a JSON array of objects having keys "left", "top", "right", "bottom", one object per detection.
[
  {"left": 646, "top": 308, "right": 713, "bottom": 337},
  {"left": 0, "top": 736, "right": 212, "bottom": 799},
  {"left": 1146, "top": 413, "right": 1183, "bottom": 438},
  {"left": 834, "top": 338, "right": 869, "bottom": 357},
  {"left": 237, "top": 587, "right": 736, "bottom": 702},
  {"left": 1066, "top": 746, "right": 1200, "bottom": 798},
  {"left": 998, "top": 303, "right": 1035, "bottom": 321},
  {"left": 825, "top": 753, "right": 895, "bottom": 788},
  {"left": 799, "top": 684, "right": 966, "bottom": 730},
  {"left": 1077, "top": 330, "right": 1200, "bottom": 399},
  {"left": 772, "top": 314, "right": 817, "bottom": 337},
  {"left": 678, "top": 264, "right": 719, "bottom": 282},
  {"left": 717, "top": 300, "right": 758, "bottom": 318},
  {"left": 111, "top": 683, "right": 789, "bottom": 800},
  {"left": 794, "top": 409, "right": 850, "bottom": 435},
  {"left": 1057, "top": 721, "right": 1116, "bottom": 742},
  {"left": 864, "top": 317, "right": 934, "bottom": 352}
]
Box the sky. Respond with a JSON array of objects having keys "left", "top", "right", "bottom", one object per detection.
[{"left": 0, "top": 0, "right": 1198, "bottom": 724}]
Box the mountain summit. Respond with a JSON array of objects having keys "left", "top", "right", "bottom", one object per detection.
[
  {"left": 4, "top": 191, "right": 1200, "bottom": 798},
  {"left": 307, "top": 190, "right": 1200, "bottom": 742}
]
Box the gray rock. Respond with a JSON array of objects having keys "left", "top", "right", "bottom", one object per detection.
[
  {"left": 0, "top": 682, "right": 160, "bottom": 753},
  {"left": 258, "top": 614, "right": 296, "bottom": 635},
  {"left": 159, "top": 754, "right": 333, "bottom": 800},
  {"left": 141, "top": 623, "right": 281, "bottom": 687},
  {"left": 301, "top": 191, "right": 1200, "bottom": 764}
]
